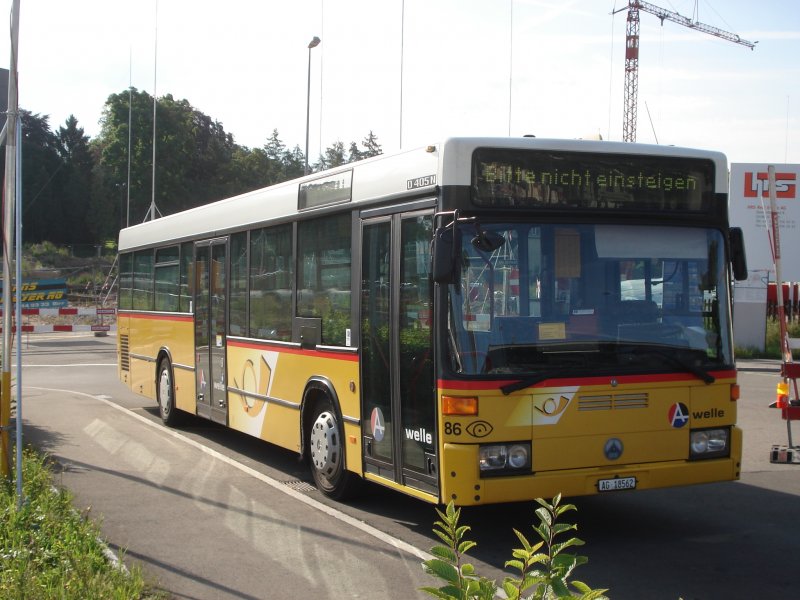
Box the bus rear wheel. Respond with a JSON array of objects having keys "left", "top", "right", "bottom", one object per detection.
[
  {"left": 157, "top": 358, "right": 183, "bottom": 427},
  {"left": 308, "top": 399, "right": 360, "bottom": 500}
]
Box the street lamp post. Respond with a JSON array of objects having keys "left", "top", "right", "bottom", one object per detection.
[
  {"left": 116, "top": 182, "right": 127, "bottom": 231},
  {"left": 305, "top": 36, "right": 321, "bottom": 175}
]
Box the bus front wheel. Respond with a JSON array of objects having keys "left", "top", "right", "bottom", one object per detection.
[
  {"left": 308, "top": 398, "right": 360, "bottom": 500},
  {"left": 157, "top": 358, "right": 183, "bottom": 427}
]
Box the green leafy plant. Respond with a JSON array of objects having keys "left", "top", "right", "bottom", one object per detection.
[
  {"left": 421, "top": 495, "right": 608, "bottom": 600},
  {"left": 420, "top": 501, "right": 496, "bottom": 600}
]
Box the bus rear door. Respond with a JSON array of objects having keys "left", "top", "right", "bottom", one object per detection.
[{"left": 194, "top": 238, "right": 228, "bottom": 425}]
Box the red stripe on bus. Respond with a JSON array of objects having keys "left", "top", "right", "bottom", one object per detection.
[
  {"left": 438, "top": 369, "right": 737, "bottom": 390},
  {"left": 227, "top": 338, "right": 359, "bottom": 362}
]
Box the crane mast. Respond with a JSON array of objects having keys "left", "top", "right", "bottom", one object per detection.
[{"left": 619, "top": 0, "right": 755, "bottom": 143}]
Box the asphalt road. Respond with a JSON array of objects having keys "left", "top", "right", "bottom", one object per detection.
[{"left": 14, "top": 333, "right": 800, "bottom": 599}]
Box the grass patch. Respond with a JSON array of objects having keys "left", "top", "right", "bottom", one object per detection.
[
  {"left": 735, "top": 319, "right": 800, "bottom": 360},
  {"left": 1, "top": 448, "right": 164, "bottom": 599}
]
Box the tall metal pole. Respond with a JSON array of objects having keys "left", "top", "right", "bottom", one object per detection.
[
  {"left": 399, "top": 0, "right": 404, "bottom": 149},
  {"left": 148, "top": 0, "right": 159, "bottom": 221},
  {"left": 14, "top": 115, "right": 23, "bottom": 503},
  {"left": 305, "top": 36, "right": 320, "bottom": 175},
  {"left": 507, "top": 0, "right": 513, "bottom": 136},
  {"left": 1, "top": 0, "right": 21, "bottom": 480},
  {"left": 127, "top": 50, "right": 132, "bottom": 228}
]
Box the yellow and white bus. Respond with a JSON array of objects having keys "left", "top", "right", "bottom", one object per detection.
[{"left": 117, "top": 137, "right": 748, "bottom": 505}]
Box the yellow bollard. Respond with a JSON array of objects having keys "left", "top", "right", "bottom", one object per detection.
[{"left": 0, "top": 371, "right": 11, "bottom": 478}]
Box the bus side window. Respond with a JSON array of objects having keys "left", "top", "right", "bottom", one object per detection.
[
  {"left": 119, "top": 252, "right": 133, "bottom": 310},
  {"left": 229, "top": 233, "right": 248, "bottom": 336},
  {"left": 297, "top": 214, "right": 351, "bottom": 346},
  {"left": 250, "top": 225, "right": 293, "bottom": 341},
  {"left": 133, "top": 250, "right": 154, "bottom": 311},
  {"left": 179, "top": 242, "right": 193, "bottom": 312}
]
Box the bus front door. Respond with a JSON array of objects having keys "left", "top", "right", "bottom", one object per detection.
[
  {"left": 360, "top": 211, "right": 438, "bottom": 495},
  {"left": 194, "top": 239, "right": 228, "bottom": 425}
]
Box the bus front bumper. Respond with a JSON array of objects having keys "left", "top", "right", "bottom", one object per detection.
[{"left": 440, "top": 427, "right": 742, "bottom": 506}]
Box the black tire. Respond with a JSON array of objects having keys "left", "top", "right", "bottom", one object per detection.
[
  {"left": 307, "top": 398, "right": 361, "bottom": 501},
  {"left": 156, "top": 358, "right": 183, "bottom": 426}
]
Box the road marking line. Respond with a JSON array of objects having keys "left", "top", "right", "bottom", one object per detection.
[{"left": 26, "top": 385, "right": 434, "bottom": 562}]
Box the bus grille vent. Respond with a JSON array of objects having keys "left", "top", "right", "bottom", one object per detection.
[
  {"left": 120, "top": 335, "right": 130, "bottom": 371},
  {"left": 578, "top": 392, "right": 648, "bottom": 411},
  {"left": 613, "top": 393, "right": 649, "bottom": 409},
  {"left": 578, "top": 395, "right": 612, "bottom": 411}
]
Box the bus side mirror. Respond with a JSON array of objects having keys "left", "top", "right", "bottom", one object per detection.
[
  {"left": 432, "top": 226, "right": 461, "bottom": 284},
  {"left": 730, "top": 227, "right": 748, "bottom": 281}
]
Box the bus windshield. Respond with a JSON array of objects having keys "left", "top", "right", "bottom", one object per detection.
[{"left": 446, "top": 222, "right": 733, "bottom": 378}]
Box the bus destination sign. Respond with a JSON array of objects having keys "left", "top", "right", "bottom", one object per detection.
[{"left": 472, "top": 148, "right": 715, "bottom": 214}]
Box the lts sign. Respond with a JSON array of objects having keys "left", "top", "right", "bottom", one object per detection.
[{"left": 729, "top": 164, "right": 800, "bottom": 281}]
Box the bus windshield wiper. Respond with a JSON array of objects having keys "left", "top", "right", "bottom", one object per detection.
[
  {"left": 500, "top": 370, "right": 571, "bottom": 396},
  {"left": 499, "top": 346, "right": 714, "bottom": 395},
  {"left": 621, "top": 345, "right": 715, "bottom": 384},
  {"left": 497, "top": 347, "right": 593, "bottom": 395}
]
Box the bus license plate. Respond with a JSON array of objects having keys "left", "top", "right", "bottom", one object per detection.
[{"left": 598, "top": 477, "right": 636, "bottom": 492}]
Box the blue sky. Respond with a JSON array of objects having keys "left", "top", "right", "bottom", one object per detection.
[{"left": 2, "top": 0, "right": 799, "bottom": 165}]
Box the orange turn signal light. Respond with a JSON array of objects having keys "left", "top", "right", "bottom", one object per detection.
[
  {"left": 731, "top": 383, "right": 740, "bottom": 401},
  {"left": 442, "top": 395, "right": 478, "bottom": 416}
]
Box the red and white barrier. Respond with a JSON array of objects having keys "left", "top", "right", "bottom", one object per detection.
[
  {"left": 0, "top": 307, "right": 116, "bottom": 333},
  {"left": 0, "top": 307, "right": 116, "bottom": 317},
  {"left": 7, "top": 324, "right": 114, "bottom": 333}
]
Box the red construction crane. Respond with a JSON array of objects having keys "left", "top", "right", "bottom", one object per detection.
[{"left": 616, "top": 0, "right": 756, "bottom": 142}]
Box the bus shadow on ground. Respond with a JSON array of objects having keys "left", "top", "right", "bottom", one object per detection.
[
  {"left": 114, "top": 408, "right": 800, "bottom": 599},
  {"left": 454, "top": 481, "right": 799, "bottom": 600}
]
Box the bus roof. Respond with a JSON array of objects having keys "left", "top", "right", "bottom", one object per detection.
[{"left": 118, "top": 136, "right": 728, "bottom": 252}]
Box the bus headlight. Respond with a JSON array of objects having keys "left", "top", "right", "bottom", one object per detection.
[
  {"left": 689, "top": 428, "right": 730, "bottom": 460},
  {"left": 479, "top": 442, "right": 531, "bottom": 476}
]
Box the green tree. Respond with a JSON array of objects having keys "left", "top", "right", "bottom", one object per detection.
[
  {"left": 263, "top": 128, "right": 288, "bottom": 182},
  {"left": 311, "top": 132, "right": 383, "bottom": 172},
  {"left": 315, "top": 140, "right": 347, "bottom": 171},
  {"left": 171, "top": 96, "right": 239, "bottom": 209},
  {"left": 226, "top": 145, "right": 272, "bottom": 193},
  {"left": 95, "top": 89, "right": 244, "bottom": 221},
  {"left": 361, "top": 130, "right": 382, "bottom": 158},
  {"left": 56, "top": 115, "right": 95, "bottom": 243},
  {"left": 94, "top": 88, "right": 158, "bottom": 225},
  {"left": 261, "top": 129, "right": 307, "bottom": 184},
  {"left": 348, "top": 141, "right": 364, "bottom": 163},
  {"left": 19, "top": 111, "right": 63, "bottom": 243},
  {"left": 282, "top": 145, "right": 305, "bottom": 180},
  {"left": 86, "top": 87, "right": 387, "bottom": 242}
]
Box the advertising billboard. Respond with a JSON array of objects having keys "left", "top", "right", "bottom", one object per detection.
[{"left": 729, "top": 163, "right": 799, "bottom": 280}]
